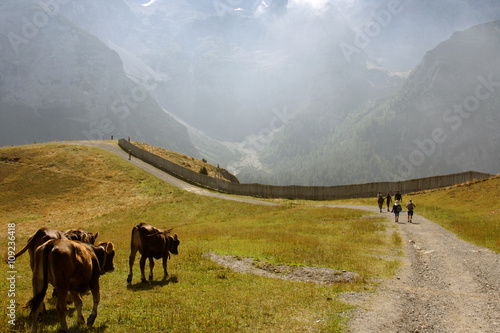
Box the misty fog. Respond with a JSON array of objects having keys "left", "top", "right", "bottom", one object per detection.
[{"left": 1, "top": 0, "right": 499, "bottom": 185}]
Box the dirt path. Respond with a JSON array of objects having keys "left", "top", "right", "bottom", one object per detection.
[
  {"left": 335, "top": 205, "right": 500, "bottom": 333},
  {"left": 59, "top": 141, "right": 278, "bottom": 206},
  {"left": 57, "top": 141, "right": 500, "bottom": 332}
]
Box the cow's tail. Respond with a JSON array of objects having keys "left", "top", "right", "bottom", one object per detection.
[
  {"left": 130, "top": 225, "right": 141, "bottom": 252},
  {"left": 26, "top": 242, "right": 53, "bottom": 315},
  {"left": 4, "top": 231, "right": 37, "bottom": 263}
]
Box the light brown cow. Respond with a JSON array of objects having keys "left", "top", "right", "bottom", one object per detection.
[
  {"left": 27, "top": 239, "right": 115, "bottom": 333},
  {"left": 127, "top": 223, "right": 179, "bottom": 284},
  {"left": 9, "top": 227, "right": 98, "bottom": 270}
]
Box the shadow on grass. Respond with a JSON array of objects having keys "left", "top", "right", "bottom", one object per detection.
[
  {"left": 126, "top": 275, "right": 179, "bottom": 291},
  {"left": 15, "top": 306, "right": 108, "bottom": 332}
]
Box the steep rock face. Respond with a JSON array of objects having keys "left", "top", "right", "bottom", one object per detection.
[{"left": 0, "top": 1, "right": 196, "bottom": 156}]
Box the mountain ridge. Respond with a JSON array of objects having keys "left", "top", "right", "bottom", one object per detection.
[{"left": 0, "top": 1, "right": 197, "bottom": 156}]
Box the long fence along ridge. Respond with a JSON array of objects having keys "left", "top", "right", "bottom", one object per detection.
[{"left": 119, "top": 139, "right": 493, "bottom": 200}]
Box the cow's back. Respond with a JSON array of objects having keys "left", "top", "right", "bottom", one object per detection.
[
  {"left": 131, "top": 223, "right": 167, "bottom": 258},
  {"left": 33, "top": 227, "right": 67, "bottom": 249},
  {"left": 36, "top": 240, "right": 97, "bottom": 292}
]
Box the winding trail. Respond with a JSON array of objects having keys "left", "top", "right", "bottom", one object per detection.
[
  {"left": 65, "top": 141, "right": 278, "bottom": 206},
  {"left": 60, "top": 141, "right": 500, "bottom": 332}
]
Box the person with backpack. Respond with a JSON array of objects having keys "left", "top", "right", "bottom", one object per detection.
[
  {"left": 392, "top": 200, "right": 402, "bottom": 223},
  {"left": 406, "top": 199, "right": 416, "bottom": 223},
  {"left": 377, "top": 192, "right": 384, "bottom": 213}
]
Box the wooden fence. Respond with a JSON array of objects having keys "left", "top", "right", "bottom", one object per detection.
[{"left": 119, "top": 139, "right": 494, "bottom": 200}]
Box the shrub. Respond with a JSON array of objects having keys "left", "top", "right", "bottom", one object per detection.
[{"left": 199, "top": 166, "right": 208, "bottom": 175}]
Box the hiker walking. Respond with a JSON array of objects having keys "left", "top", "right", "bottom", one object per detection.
[
  {"left": 394, "top": 190, "right": 402, "bottom": 205},
  {"left": 406, "top": 199, "right": 416, "bottom": 223},
  {"left": 392, "top": 200, "right": 402, "bottom": 223},
  {"left": 386, "top": 192, "right": 392, "bottom": 212},
  {"left": 377, "top": 192, "right": 384, "bottom": 213}
]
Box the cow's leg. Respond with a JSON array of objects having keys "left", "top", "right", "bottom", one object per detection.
[
  {"left": 56, "top": 287, "right": 69, "bottom": 332},
  {"left": 127, "top": 247, "right": 138, "bottom": 284},
  {"left": 139, "top": 255, "right": 147, "bottom": 282},
  {"left": 87, "top": 283, "right": 100, "bottom": 326},
  {"left": 148, "top": 257, "right": 155, "bottom": 281},
  {"left": 30, "top": 253, "right": 47, "bottom": 333},
  {"left": 70, "top": 291, "right": 85, "bottom": 326},
  {"left": 29, "top": 276, "right": 45, "bottom": 333},
  {"left": 162, "top": 255, "right": 169, "bottom": 280}
]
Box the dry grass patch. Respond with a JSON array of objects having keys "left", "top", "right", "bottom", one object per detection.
[
  {"left": 0, "top": 144, "right": 171, "bottom": 236},
  {"left": 409, "top": 175, "right": 500, "bottom": 252},
  {"left": 132, "top": 141, "right": 235, "bottom": 181}
]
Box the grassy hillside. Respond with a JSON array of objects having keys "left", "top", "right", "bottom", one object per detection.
[
  {"left": 0, "top": 144, "right": 401, "bottom": 332},
  {"left": 409, "top": 176, "right": 500, "bottom": 252},
  {"left": 131, "top": 141, "right": 237, "bottom": 182}
]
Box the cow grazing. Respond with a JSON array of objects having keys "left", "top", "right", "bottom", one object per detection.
[
  {"left": 9, "top": 227, "right": 98, "bottom": 270},
  {"left": 27, "top": 239, "right": 115, "bottom": 333},
  {"left": 127, "top": 223, "right": 179, "bottom": 284}
]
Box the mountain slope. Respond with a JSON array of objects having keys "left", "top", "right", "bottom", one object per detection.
[
  {"left": 0, "top": 1, "right": 197, "bottom": 155},
  {"left": 252, "top": 21, "right": 500, "bottom": 185}
]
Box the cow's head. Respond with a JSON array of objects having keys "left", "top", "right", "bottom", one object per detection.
[
  {"left": 66, "top": 229, "right": 99, "bottom": 245},
  {"left": 86, "top": 231, "right": 99, "bottom": 245},
  {"left": 169, "top": 234, "right": 180, "bottom": 255},
  {"left": 97, "top": 242, "right": 115, "bottom": 274}
]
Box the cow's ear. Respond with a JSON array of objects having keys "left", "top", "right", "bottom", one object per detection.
[
  {"left": 94, "top": 232, "right": 99, "bottom": 239},
  {"left": 174, "top": 234, "right": 178, "bottom": 240},
  {"left": 106, "top": 242, "right": 114, "bottom": 253}
]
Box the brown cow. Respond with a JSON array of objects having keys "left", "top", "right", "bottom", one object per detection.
[
  {"left": 27, "top": 239, "right": 115, "bottom": 333},
  {"left": 64, "top": 228, "right": 99, "bottom": 244},
  {"left": 9, "top": 227, "right": 98, "bottom": 270},
  {"left": 127, "top": 223, "right": 179, "bottom": 283}
]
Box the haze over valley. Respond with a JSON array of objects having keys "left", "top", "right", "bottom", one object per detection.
[{"left": 1, "top": 0, "right": 499, "bottom": 185}]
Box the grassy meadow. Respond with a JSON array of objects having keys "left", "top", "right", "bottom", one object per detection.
[
  {"left": 318, "top": 177, "right": 500, "bottom": 253},
  {"left": 1, "top": 144, "right": 402, "bottom": 332}
]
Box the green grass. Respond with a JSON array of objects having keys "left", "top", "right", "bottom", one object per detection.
[
  {"left": 288, "top": 180, "right": 500, "bottom": 253},
  {"left": 0, "top": 144, "right": 401, "bottom": 332},
  {"left": 409, "top": 176, "right": 500, "bottom": 252}
]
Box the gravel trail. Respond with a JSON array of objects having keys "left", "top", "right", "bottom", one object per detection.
[{"left": 339, "top": 206, "right": 500, "bottom": 333}]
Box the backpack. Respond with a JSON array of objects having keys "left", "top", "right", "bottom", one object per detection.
[
  {"left": 397, "top": 204, "right": 402, "bottom": 212},
  {"left": 407, "top": 202, "right": 414, "bottom": 210}
]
